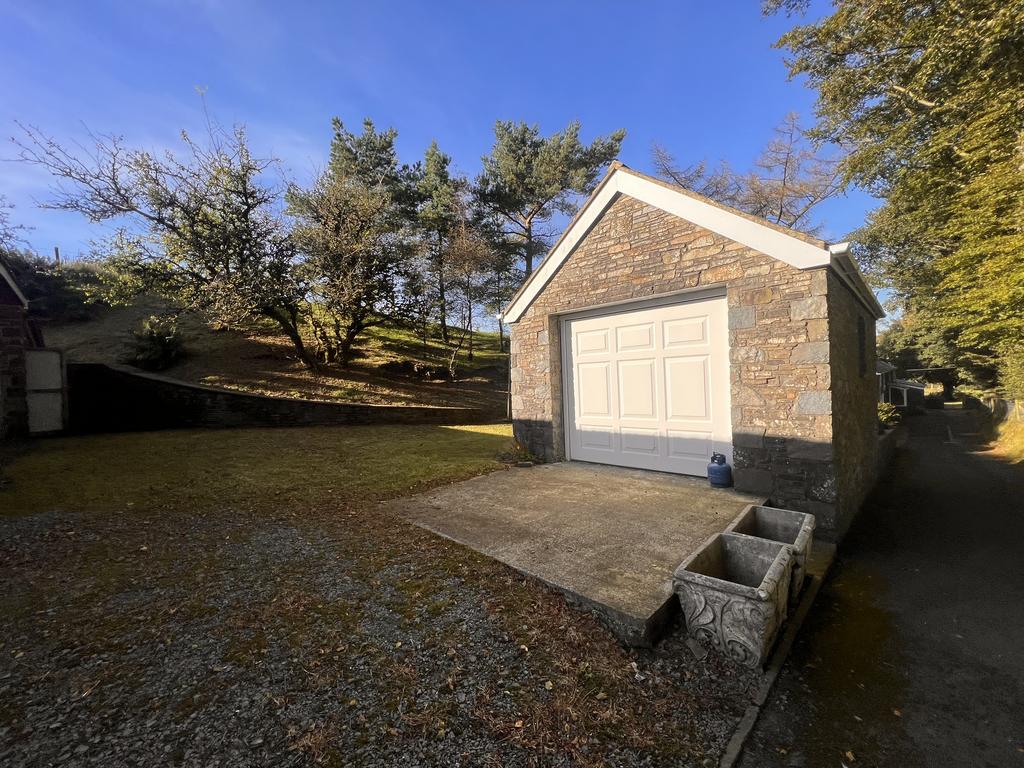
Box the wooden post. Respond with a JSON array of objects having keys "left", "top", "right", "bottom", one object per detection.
[{"left": 53, "top": 246, "right": 61, "bottom": 267}]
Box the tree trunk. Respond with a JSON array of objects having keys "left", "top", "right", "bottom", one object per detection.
[
  {"left": 265, "top": 306, "right": 317, "bottom": 371},
  {"left": 466, "top": 279, "right": 474, "bottom": 362},
  {"left": 497, "top": 318, "right": 505, "bottom": 353},
  {"left": 436, "top": 230, "right": 449, "bottom": 344},
  {"left": 524, "top": 222, "right": 534, "bottom": 276},
  {"left": 447, "top": 325, "right": 467, "bottom": 380},
  {"left": 337, "top": 322, "right": 363, "bottom": 368}
]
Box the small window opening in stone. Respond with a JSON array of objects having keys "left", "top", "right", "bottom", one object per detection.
[{"left": 857, "top": 316, "right": 867, "bottom": 377}]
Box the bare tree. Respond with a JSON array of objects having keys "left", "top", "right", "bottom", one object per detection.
[
  {"left": 650, "top": 146, "right": 741, "bottom": 204},
  {"left": 0, "top": 196, "right": 29, "bottom": 249},
  {"left": 652, "top": 113, "right": 844, "bottom": 234},
  {"left": 14, "top": 122, "right": 314, "bottom": 366},
  {"left": 742, "top": 113, "right": 844, "bottom": 233}
]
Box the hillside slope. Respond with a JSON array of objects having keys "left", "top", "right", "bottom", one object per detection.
[{"left": 43, "top": 301, "right": 508, "bottom": 416}]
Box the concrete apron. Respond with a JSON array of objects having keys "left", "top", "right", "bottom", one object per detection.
[{"left": 384, "top": 461, "right": 764, "bottom": 646}]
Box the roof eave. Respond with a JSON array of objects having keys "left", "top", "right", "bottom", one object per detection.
[
  {"left": 0, "top": 262, "right": 29, "bottom": 309},
  {"left": 501, "top": 164, "right": 883, "bottom": 324},
  {"left": 828, "top": 242, "right": 886, "bottom": 320}
]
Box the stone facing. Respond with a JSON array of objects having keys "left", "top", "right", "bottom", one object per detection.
[
  {"left": 510, "top": 193, "right": 876, "bottom": 537},
  {"left": 825, "top": 271, "right": 879, "bottom": 537},
  {"left": 0, "top": 304, "right": 31, "bottom": 439}
]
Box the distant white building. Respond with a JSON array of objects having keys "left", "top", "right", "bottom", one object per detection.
[{"left": 877, "top": 360, "right": 925, "bottom": 408}]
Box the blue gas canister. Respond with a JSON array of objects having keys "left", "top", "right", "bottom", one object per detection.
[{"left": 707, "top": 453, "right": 733, "bottom": 488}]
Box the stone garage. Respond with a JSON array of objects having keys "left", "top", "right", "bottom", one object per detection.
[{"left": 503, "top": 163, "right": 885, "bottom": 540}]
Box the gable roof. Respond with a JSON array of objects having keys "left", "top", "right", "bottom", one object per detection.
[
  {"left": 501, "top": 162, "right": 885, "bottom": 322},
  {"left": 0, "top": 260, "right": 28, "bottom": 309}
]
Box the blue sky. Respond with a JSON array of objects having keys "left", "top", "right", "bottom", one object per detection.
[{"left": 1, "top": 0, "right": 877, "bottom": 260}]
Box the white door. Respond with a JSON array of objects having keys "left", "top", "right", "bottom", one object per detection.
[
  {"left": 25, "top": 349, "right": 65, "bottom": 434},
  {"left": 562, "top": 295, "right": 732, "bottom": 476}
]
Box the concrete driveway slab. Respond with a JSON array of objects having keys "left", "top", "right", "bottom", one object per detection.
[{"left": 385, "top": 461, "right": 763, "bottom": 645}]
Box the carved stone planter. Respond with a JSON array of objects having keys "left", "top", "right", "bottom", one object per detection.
[
  {"left": 672, "top": 533, "right": 792, "bottom": 668},
  {"left": 725, "top": 505, "right": 815, "bottom": 606}
]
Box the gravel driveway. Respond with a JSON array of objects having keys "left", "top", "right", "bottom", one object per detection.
[{"left": 1, "top": 469, "right": 760, "bottom": 767}]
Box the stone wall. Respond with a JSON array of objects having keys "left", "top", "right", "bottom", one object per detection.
[
  {"left": 510, "top": 194, "right": 845, "bottom": 525},
  {"left": 826, "top": 272, "right": 879, "bottom": 538},
  {"left": 67, "top": 363, "right": 493, "bottom": 434},
  {"left": 0, "top": 304, "right": 30, "bottom": 439}
]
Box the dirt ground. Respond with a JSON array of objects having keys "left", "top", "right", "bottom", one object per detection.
[
  {"left": 0, "top": 426, "right": 760, "bottom": 768},
  {"left": 739, "top": 408, "right": 1024, "bottom": 767}
]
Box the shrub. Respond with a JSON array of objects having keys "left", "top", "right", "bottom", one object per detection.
[
  {"left": 1, "top": 248, "right": 106, "bottom": 322},
  {"left": 126, "top": 315, "right": 184, "bottom": 371},
  {"left": 877, "top": 402, "right": 901, "bottom": 429}
]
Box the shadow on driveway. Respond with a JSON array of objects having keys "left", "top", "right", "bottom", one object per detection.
[{"left": 739, "top": 408, "right": 1024, "bottom": 767}]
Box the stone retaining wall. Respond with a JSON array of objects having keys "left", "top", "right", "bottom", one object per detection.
[{"left": 67, "top": 363, "right": 492, "bottom": 434}]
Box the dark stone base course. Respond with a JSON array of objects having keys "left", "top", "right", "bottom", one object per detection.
[{"left": 66, "top": 363, "right": 492, "bottom": 434}]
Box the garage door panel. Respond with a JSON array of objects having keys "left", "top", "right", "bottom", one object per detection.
[
  {"left": 665, "top": 356, "right": 710, "bottom": 421},
  {"left": 578, "top": 426, "right": 615, "bottom": 451},
  {"left": 618, "top": 359, "right": 657, "bottom": 419},
  {"left": 577, "top": 362, "right": 612, "bottom": 417},
  {"left": 663, "top": 316, "right": 707, "bottom": 347},
  {"left": 667, "top": 429, "right": 712, "bottom": 459},
  {"left": 564, "top": 295, "right": 731, "bottom": 476},
  {"left": 616, "top": 322, "right": 655, "bottom": 352},
  {"left": 576, "top": 329, "right": 609, "bottom": 355},
  {"left": 620, "top": 428, "right": 659, "bottom": 455}
]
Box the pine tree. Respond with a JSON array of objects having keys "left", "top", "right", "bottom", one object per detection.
[{"left": 476, "top": 120, "right": 625, "bottom": 276}]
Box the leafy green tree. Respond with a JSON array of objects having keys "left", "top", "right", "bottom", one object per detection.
[
  {"left": 443, "top": 206, "right": 493, "bottom": 373},
  {"left": 416, "top": 141, "right": 463, "bottom": 343},
  {"left": 15, "top": 123, "right": 313, "bottom": 366},
  {"left": 766, "top": 0, "right": 1024, "bottom": 392},
  {"left": 287, "top": 118, "right": 415, "bottom": 366},
  {"left": 476, "top": 120, "right": 625, "bottom": 275},
  {"left": 329, "top": 117, "right": 420, "bottom": 213}
]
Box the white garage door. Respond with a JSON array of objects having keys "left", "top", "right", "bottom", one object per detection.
[{"left": 562, "top": 294, "right": 732, "bottom": 476}]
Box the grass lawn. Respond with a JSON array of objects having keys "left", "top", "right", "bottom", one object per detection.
[
  {"left": 995, "top": 418, "right": 1024, "bottom": 464},
  {"left": 0, "top": 425, "right": 757, "bottom": 767},
  {"left": 0, "top": 424, "right": 512, "bottom": 515}
]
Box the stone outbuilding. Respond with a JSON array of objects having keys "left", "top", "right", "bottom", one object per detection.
[
  {"left": 503, "top": 163, "right": 885, "bottom": 540},
  {"left": 0, "top": 260, "right": 46, "bottom": 438}
]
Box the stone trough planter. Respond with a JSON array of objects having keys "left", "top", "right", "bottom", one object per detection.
[
  {"left": 725, "top": 504, "right": 815, "bottom": 607},
  {"left": 672, "top": 533, "right": 793, "bottom": 668}
]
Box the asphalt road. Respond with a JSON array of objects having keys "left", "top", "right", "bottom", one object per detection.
[{"left": 739, "top": 408, "right": 1024, "bottom": 768}]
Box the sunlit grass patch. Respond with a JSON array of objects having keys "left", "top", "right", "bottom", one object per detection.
[
  {"left": 995, "top": 418, "right": 1024, "bottom": 464},
  {"left": 0, "top": 423, "right": 512, "bottom": 516}
]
